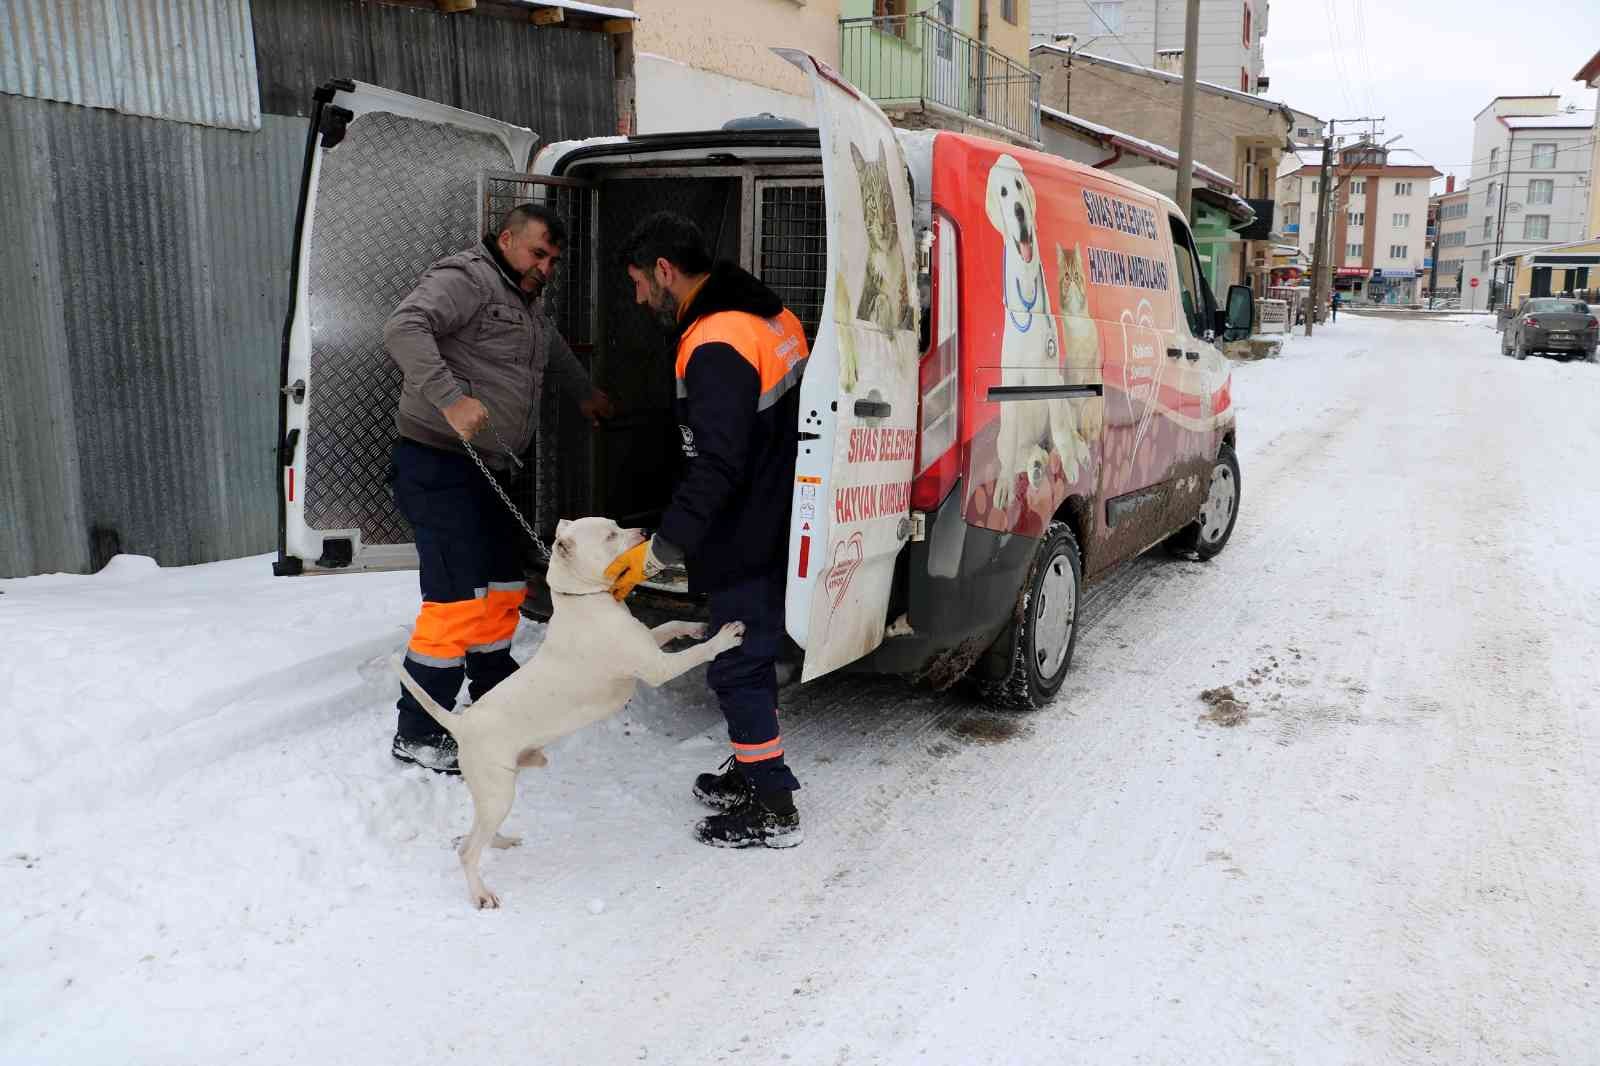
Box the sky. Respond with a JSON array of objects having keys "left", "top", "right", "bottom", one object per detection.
[{"left": 1260, "top": 0, "right": 1599, "bottom": 191}]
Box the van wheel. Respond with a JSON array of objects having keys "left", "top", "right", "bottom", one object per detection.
[
  {"left": 1166, "top": 443, "right": 1241, "bottom": 560},
  {"left": 976, "top": 521, "right": 1082, "bottom": 710}
]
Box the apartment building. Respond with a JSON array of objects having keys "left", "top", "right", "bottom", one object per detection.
[
  {"left": 1461, "top": 95, "right": 1596, "bottom": 310},
  {"left": 629, "top": 0, "right": 841, "bottom": 133},
  {"left": 1577, "top": 51, "right": 1600, "bottom": 238},
  {"left": 1032, "top": 45, "right": 1298, "bottom": 294},
  {"left": 840, "top": 0, "right": 1040, "bottom": 146},
  {"left": 1031, "top": 0, "right": 1269, "bottom": 93},
  {"left": 1276, "top": 140, "right": 1441, "bottom": 305},
  {"left": 1427, "top": 180, "right": 1470, "bottom": 297}
]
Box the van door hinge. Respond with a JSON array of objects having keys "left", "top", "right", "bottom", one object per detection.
[
  {"left": 282, "top": 378, "right": 306, "bottom": 404},
  {"left": 904, "top": 512, "right": 927, "bottom": 542}
]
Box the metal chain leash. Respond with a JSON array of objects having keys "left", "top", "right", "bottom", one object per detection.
[{"left": 458, "top": 421, "right": 551, "bottom": 562}]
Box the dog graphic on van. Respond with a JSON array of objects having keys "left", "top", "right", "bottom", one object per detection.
[{"left": 986, "top": 155, "right": 1092, "bottom": 510}]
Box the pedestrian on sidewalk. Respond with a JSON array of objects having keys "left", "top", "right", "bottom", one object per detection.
[
  {"left": 384, "top": 203, "right": 613, "bottom": 774},
  {"left": 1331, "top": 290, "right": 1342, "bottom": 322},
  {"left": 605, "top": 211, "right": 809, "bottom": 849}
]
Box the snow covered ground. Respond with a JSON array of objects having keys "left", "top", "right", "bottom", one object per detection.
[{"left": 5, "top": 313, "right": 1599, "bottom": 1064}]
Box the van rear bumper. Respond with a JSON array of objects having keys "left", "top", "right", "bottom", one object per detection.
[{"left": 856, "top": 482, "right": 1035, "bottom": 682}]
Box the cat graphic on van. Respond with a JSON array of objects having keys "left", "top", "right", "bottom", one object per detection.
[
  {"left": 850, "top": 140, "right": 914, "bottom": 335},
  {"left": 987, "top": 155, "right": 1091, "bottom": 509}
]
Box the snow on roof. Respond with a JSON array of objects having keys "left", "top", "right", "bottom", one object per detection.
[
  {"left": 1502, "top": 111, "right": 1595, "bottom": 130},
  {"left": 1031, "top": 44, "right": 1293, "bottom": 117},
  {"left": 509, "top": 0, "right": 637, "bottom": 20},
  {"left": 1039, "top": 105, "right": 1235, "bottom": 189}
]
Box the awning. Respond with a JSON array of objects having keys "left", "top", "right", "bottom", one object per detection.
[
  {"left": 1335, "top": 267, "right": 1367, "bottom": 278},
  {"left": 511, "top": 0, "right": 638, "bottom": 21}
]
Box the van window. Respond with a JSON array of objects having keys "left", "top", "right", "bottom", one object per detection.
[{"left": 1168, "top": 215, "right": 1207, "bottom": 337}]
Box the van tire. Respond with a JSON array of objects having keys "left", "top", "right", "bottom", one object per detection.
[
  {"left": 1166, "top": 442, "right": 1241, "bottom": 561},
  {"left": 975, "top": 521, "right": 1082, "bottom": 711}
]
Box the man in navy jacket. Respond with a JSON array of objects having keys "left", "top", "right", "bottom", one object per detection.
[{"left": 607, "top": 212, "right": 809, "bottom": 849}]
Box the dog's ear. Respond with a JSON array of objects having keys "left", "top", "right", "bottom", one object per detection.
[
  {"left": 553, "top": 535, "right": 573, "bottom": 559},
  {"left": 850, "top": 141, "right": 866, "bottom": 173},
  {"left": 555, "top": 517, "right": 573, "bottom": 536}
]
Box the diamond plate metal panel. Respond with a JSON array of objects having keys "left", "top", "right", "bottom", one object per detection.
[{"left": 302, "top": 110, "right": 514, "bottom": 544}]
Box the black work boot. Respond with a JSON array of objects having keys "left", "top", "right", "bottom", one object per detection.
[
  {"left": 693, "top": 755, "right": 753, "bottom": 811},
  {"left": 391, "top": 732, "right": 460, "bottom": 775},
  {"left": 694, "top": 789, "right": 802, "bottom": 849}
]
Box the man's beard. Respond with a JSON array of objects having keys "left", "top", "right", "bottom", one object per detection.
[
  {"left": 649, "top": 282, "right": 679, "bottom": 332},
  {"left": 520, "top": 272, "right": 546, "bottom": 301}
]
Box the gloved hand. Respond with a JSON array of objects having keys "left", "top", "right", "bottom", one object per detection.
[{"left": 604, "top": 537, "right": 666, "bottom": 601}]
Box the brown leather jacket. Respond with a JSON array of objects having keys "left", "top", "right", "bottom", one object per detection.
[{"left": 383, "top": 238, "right": 590, "bottom": 468}]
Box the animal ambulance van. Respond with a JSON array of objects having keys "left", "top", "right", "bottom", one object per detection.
[{"left": 275, "top": 52, "right": 1254, "bottom": 708}]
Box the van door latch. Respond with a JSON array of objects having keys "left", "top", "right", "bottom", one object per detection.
[{"left": 282, "top": 378, "right": 306, "bottom": 404}]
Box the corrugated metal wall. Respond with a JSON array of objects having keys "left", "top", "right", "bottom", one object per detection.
[
  {"left": 0, "top": 0, "right": 617, "bottom": 577},
  {"left": 0, "top": 96, "right": 304, "bottom": 574},
  {"left": 0, "top": 0, "right": 262, "bottom": 131},
  {"left": 252, "top": 0, "right": 616, "bottom": 142}
]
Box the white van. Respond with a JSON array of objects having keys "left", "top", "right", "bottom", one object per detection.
[{"left": 275, "top": 54, "right": 1252, "bottom": 707}]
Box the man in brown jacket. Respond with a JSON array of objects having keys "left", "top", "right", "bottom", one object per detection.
[{"left": 384, "top": 203, "right": 611, "bottom": 774}]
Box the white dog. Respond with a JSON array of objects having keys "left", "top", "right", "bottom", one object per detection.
[
  {"left": 393, "top": 515, "right": 745, "bottom": 909},
  {"left": 986, "top": 155, "right": 1088, "bottom": 509}
]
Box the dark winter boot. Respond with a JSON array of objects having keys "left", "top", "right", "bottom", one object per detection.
[
  {"left": 391, "top": 731, "right": 460, "bottom": 775},
  {"left": 692, "top": 755, "right": 753, "bottom": 811},
  {"left": 694, "top": 789, "right": 802, "bottom": 849}
]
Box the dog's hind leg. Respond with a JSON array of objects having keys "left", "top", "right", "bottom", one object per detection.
[{"left": 457, "top": 757, "right": 518, "bottom": 910}]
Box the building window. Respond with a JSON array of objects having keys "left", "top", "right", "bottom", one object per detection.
[
  {"left": 1089, "top": 1, "right": 1124, "bottom": 33},
  {"left": 1393, "top": 181, "right": 1412, "bottom": 196},
  {"left": 1524, "top": 215, "right": 1550, "bottom": 240},
  {"left": 1350, "top": 179, "right": 1365, "bottom": 194},
  {"left": 1530, "top": 143, "right": 1557, "bottom": 169},
  {"left": 1392, "top": 212, "right": 1410, "bottom": 228},
  {"left": 1481, "top": 250, "right": 1491, "bottom": 270},
  {"left": 1483, "top": 216, "right": 1494, "bottom": 239},
  {"left": 1244, "top": 3, "right": 1252, "bottom": 45},
  {"left": 873, "top": 0, "right": 910, "bottom": 35},
  {"left": 1528, "top": 179, "right": 1553, "bottom": 205},
  {"left": 1486, "top": 181, "right": 1497, "bottom": 204},
  {"left": 1311, "top": 179, "right": 1319, "bottom": 194},
  {"left": 1389, "top": 244, "right": 1408, "bottom": 259},
  {"left": 1001, "top": 0, "right": 1018, "bottom": 24},
  {"left": 1489, "top": 148, "right": 1498, "bottom": 167},
  {"left": 1347, "top": 243, "right": 1363, "bottom": 259},
  {"left": 1348, "top": 211, "right": 1365, "bottom": 226}
]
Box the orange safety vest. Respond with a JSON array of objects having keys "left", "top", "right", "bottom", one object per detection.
[{"left": 675, "top": 310, "right": 809, "bottom": 411}]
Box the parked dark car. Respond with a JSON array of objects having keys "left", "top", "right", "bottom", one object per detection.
[{"left": 1501, "top": 298, "right": 1599, "bottom": 361}]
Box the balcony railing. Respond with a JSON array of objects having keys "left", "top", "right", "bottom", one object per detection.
[{"left": 839, "top": 13, "right": 1041, "bottom": 145}]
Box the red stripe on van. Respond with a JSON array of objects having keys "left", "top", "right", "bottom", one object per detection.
[{"left": 797, "top": 534, "right": 811, "bottom": 578}]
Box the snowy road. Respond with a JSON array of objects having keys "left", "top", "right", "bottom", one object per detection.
[{"left": 5, "top": 313, "right": 1599, "bottom": 1065}]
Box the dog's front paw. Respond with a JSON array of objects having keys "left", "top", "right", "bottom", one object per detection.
[
  {"left": 992, "top": 476, "right": 1013, "bottom": 511},
  {"left": 713, "top": 621, "right": 746, "bottom": 652},
  {"left": 471, "top": 886, "right": 501, "bottom": 910}
]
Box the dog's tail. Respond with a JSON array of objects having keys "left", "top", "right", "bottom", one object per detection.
[{"left": 390, "top": 652, "right": 461, "bottom": 737}]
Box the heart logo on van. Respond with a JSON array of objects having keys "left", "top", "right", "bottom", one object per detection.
[
  {"left": 825, "top": 533, "right": 865, "bottom": 608},
  {"left": 1118, "top": 299, "right": 1163, "bottom": 461}
]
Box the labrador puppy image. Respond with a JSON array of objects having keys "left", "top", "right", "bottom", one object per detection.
[
  {"left": 393, "top": 515, "right": 745, "bottom": 909},
  {"left": 986, "top": 155, "right": 1087, "bottom": 508}
]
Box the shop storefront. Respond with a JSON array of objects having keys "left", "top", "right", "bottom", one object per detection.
[
  {"left": 1333, "top": 267, "right": 1367, "bottom": 300},
  {"left": 1366, "top": 268, "right": 1418, "bottom": 305}
]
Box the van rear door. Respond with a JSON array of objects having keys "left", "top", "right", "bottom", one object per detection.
[
  {"left": 775, "top": 51, "right": 921, "bottom": 682},
  {"left": 274, "top": 81, "right": 546, "bottom": 575}
]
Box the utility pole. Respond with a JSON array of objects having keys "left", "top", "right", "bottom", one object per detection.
[
  {"left": 1304, "top": 132, "right": 1334, "bottom": 337},
  {"left": 1489, "top": 130, "right": 1515, "bottom": 312},
  {"left": 1304, "top": 116, "right": 1386, "bottom": 336},
  {"left": 1173, "top": 0, "right": 1201, "bottom": 219}
]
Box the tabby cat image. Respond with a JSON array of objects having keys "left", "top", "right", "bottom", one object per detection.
[{"left": 850, "top": 140, "right": 914, "bottom": 333}]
